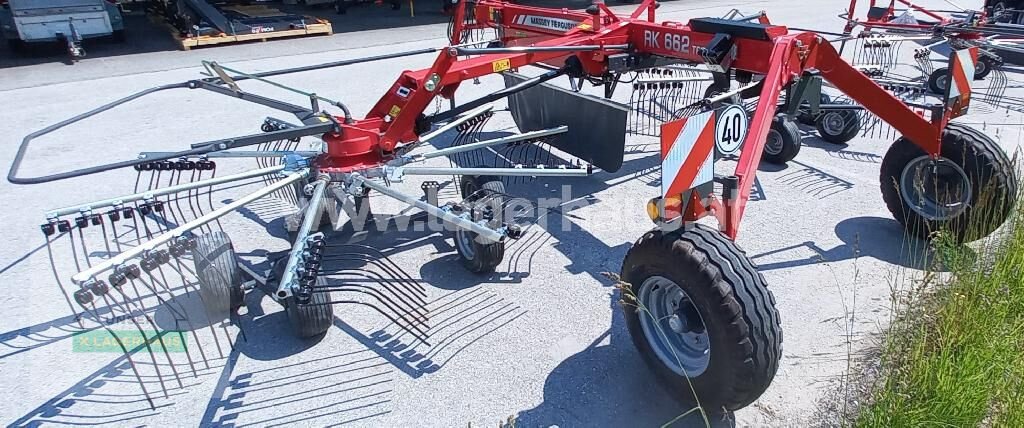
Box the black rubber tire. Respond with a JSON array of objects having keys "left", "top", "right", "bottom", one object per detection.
[
  {"left": 880, "top": 122, "right": 1018, "bottom": 242},
  {"left": 762, "top": 115, "right": 801, "bottom": 164},
  {"left": 334, "top": 0, "right": 347, "bottom": 14},
  {"left": 928, "top": 68, "right": 949, "bottom": 96},
  {"left": 455, "top": 174, "right": 506, "bottom": 274},
  {"left": 270, "top": 257, "right": 334, "bottom": 338},
  {"left": 620, "top": 224, "right": 782, "bottom": 411},
  {"left": 815, "top": 99, "right": 861, "bottom": 144},
  {"left": 191, "top": 232, "right": 244, "bottom": 318},
  {"left": 974, "top": 56, "right": 995, "bottom": 80},
  {"left": 285, "top": 282, "right": 334, "bottom": 338},
  {"left": 112, "top": 29, "right": 126, "bottom": 43}
]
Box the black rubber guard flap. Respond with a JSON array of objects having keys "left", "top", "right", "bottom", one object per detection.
[{"left": 503, "top": 72, "right": 627, "bottom": 173}]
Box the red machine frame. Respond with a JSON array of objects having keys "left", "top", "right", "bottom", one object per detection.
[{"left": 320, "top": 0, "right": 958, "bottom": 239}]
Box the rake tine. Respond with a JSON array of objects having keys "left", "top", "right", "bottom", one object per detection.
[
  {"left": 317, "top": 254, "right": 427, "bottom": 297},
  {"left": 88, "top": 293, "right": 171, "bottom": 399},
  {"left": 317, "top": 297, "right": 431, "bottom": 345},
  {"left": 166, "top": 258, "right": 223, "bottom": 361},
  {"left": 318, "top": 267, "right": 428, "bottom": 316},
  {"left": 75, "top": 299, "right": 156, "bottom": 409},
  {"left": 321, "top": 244, "right": 425, "bottom": 291},
  {"left": 43, "top": 227, "right": 85, "bottom": 328},
  {"left": 116, "top": 276, "right": 185, "bottom": 389},
  {"left": 151, "top": 266, "right": 203, "bottom": 378},
  {"left": 313, "top": 281, "right": 430, "bottom": 333}
]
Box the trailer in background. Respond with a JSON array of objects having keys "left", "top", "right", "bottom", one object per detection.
[{"left": 0, "top": 0, "right": 125, "bottom": 60}]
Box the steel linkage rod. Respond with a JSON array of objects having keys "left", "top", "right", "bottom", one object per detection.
[{"left": 71, "top": 169, "right": 311, "bottom": 285}]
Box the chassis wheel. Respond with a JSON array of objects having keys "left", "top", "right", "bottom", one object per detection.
[
  {"left": 455, "top": 174, "right": 506, "bottom": 273},
  {"left": 797, "top": 93, "right": 831, "bottom": 125},
  {"left": 928, "top": 68, "right": 949, "bottom": 95},
  {"left": 620, "top": 224, "right": 782, "bottom": 410},
  {"left": 191, "top": 232, "right": 244, "bottom": 318},
  {"left": 286, "top": 285, "right": 334, "bottom": 338},
  {"left": 974, "top": 56, "right": 997, "bottom": 80},
  {"left": 271, "top": 258, "right": 335, "bottom": 338},
  {"left": 762, "top": 115, "right": 801, "bottom": 164},
  {"left": 815, "top": 99, "right": 861, "bottom": 144},
  {"left": 881, "top": 123, "right": 1018, "bottom": 242}
]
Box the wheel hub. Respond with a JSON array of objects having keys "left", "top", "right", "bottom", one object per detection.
[
  {"left": 822, "top": 112, "right": 845, "bottom": 135},
  {"left": 899, "top": 155, "right": 972, "bottom": 221},
  {"left": 637, "top": 276, "right": 711, "bottom": 377}
]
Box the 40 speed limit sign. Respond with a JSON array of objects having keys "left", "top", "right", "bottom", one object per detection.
[{"left": 714, "top": 104, "right": 748, "bottom": 155}]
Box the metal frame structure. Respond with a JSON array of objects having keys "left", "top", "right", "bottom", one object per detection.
[{"left": 8, "top": 0, "right": 1015, "bottom": 414}]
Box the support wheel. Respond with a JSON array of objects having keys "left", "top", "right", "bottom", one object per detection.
[
  {"left": 762, "top": 115, "right": 800, "bottom": 164},
  {"left": 334, "top": 0, "right": 347, "bottom": 14},
  {"left": 455, "top": 174, "right": 506, "bottom": 273},
  {"left": 191, "top": 232, "right": 244, "bottom": 319},
  {"left": 815, "top": 100, "right": 861, "bottom": 144},
  {"left": 928, "top": 68, "right": 949, "bottom": 95},
  {"left": 271, "top": 257, "right": 334, "bottom": 338},
  {"left": 619, "top": 224, "right": 782, "bottom": 410},
  {"left": 974, "top": 56, "right": 997, "bottom": 80},
  {"left": 286, "top": 285, "right": 334, "bottom": 338},
  {"left": 881, "top": 123, "right": 1018, "bottom": 242}
]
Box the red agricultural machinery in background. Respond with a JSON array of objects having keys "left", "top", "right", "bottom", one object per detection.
[{"left": 8, "top": 0, "right": 1018, "bottom": 413}]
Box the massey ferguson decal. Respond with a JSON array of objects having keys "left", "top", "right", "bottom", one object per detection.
[{"left": 514, "top": 15, "right": 583, "bottom": 32}]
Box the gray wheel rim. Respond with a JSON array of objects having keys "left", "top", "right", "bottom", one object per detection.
[
  {"left": 764, "top": 129, "right": 783, "bottom": 155},
  {"left": 899, "top": 155, "right": 972, "bottom": 221},
  {"left": 936, "top": 74, "right": 949, "bottom": 92},
  {"left": 976, "top": 58, "right": 988, "bottom": 77},
  {"left": 637, "top": 276, "right": 711, "bottom": 377},
  {"left": 822, "top": 112, "right": 846, "bottom": 136},
  {"left": 455, "top": 228, "right": 476, "bottom": 259}
]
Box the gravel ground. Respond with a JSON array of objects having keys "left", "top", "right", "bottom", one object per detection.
[{"left": 1, "top": 0, "right": 1021, "bottom": 427}]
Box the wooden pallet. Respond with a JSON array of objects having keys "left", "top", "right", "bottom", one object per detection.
[
  {"left": 164, "top": 5, "right": 333, "bottom": 50},
  {"left": 175, "top": 21, "right": 332, "bottom": 50}
]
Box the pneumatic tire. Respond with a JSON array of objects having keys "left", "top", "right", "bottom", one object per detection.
[
  {"left": 455, "top": 173, "right": 506, "bottom": 273},
  {"left": 928, "top": 68, "right": 949, "bottom": 95},
  {"left": 619, "top": 224, "right": 782, "bottom": 411},
  {"left": 762, "top": 114, "right": 801, "bottom": 164},
  {"left": 271, "top": 257, "right": 335, "bottom": 338},
  {"left": 880, "top": 122, "right": 1018, "bottom": 242},
  {"left": 285, "top": 285, "right": 334, "bottom": 339},
  {"left": 815, "top": 99, "right": 861, "bottom": 144},
  {"left": 191, "top": 232, "right": 245, "bottom": 319}
]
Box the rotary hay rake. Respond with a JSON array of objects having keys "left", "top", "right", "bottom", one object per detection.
[{"left": 9, "top": 0, "right": 1021, "bottom": 414}]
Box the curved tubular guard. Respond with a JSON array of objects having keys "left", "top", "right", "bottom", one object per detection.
[{"left": 8, "top": 46, "right": 441, "bottom": 185}]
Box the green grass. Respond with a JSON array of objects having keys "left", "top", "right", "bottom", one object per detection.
[{"left": 856, "top": 200, "right": 1024, "bottom": 427}]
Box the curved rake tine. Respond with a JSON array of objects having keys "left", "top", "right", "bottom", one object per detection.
[
  {"left": 307, "top": 278, "right": 428, "bottom": 331},
  {"left": 43, "top": 229, "right": 85, "bottom": 328},
  {"left": 313, "top": 298, "right": 431, "bottom": 345},
  {"left": 315, "top": 269, "right": 428, "bottom": 319},
  {"left": 317, "top": 254, "right": 427, "bottom": 298},
  {"left": 112, "top": 280, "right": 185, "bottom": 389},
  {"left": 311, "top": 284, "right": 430, "bottom": 338},
  {"left": 76, "top": 301, "right": 156, "bottom": 410},
  {"left": 85, "top": 294, "right": 171, "bottom": 399},
  {"left": 322, "top": 244, "right": 426, "bottom": 293},
  {"left": 165, "top": 259, "right": 223, "bottom": 361},
  {"left": 149, "top": 268, "right": 203, "bottom": 377}
]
